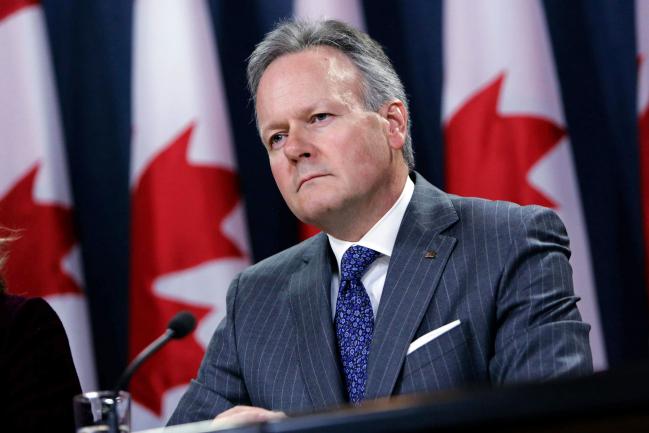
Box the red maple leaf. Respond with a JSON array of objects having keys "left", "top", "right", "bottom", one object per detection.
[
  {"left": 0, "top": 0, "right": 38, "bottom": 22},
  {"left": 0, "top": 164, "right": 81, "bottom": 297},
  {"left": 445, "top": 73, "right": 564, "bottom": 208},
  {"left": 130, "top": 122, "right": 244, "bottom": 415}
]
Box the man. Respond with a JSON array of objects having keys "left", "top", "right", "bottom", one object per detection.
[{"left": 169, "top": 19, "right": 592, "bottom": 425}]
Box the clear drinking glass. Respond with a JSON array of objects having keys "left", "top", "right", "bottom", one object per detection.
[{"left": 73, "top": 390, "right": 131, "bottom": 433}]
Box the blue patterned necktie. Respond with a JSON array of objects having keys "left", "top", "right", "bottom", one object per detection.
[{"left": 335, "top": 245, "right": 380, "bottom": 404}]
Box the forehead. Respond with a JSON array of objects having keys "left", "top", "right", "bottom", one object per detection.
[{"left": 255, "top": 47, "right": 363, "bottom": 123}]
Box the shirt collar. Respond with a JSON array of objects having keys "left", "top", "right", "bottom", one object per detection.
[{"left": 327, "top": 176, "right": 415, "bottom": 272}]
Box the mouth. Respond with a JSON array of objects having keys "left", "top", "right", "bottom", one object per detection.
[{"left": 298, "top": 173, "right": 328, "bottom": 191}]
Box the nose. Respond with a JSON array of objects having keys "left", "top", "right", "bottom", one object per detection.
[{"left": 283, "top": 126, "right": 313, "bottom": 162}]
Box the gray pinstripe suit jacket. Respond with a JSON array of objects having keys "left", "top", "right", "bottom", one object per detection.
[{"left": 168, "top": 173, "right": 593, "bottom": 424}]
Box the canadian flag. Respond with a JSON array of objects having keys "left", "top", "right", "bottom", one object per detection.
[
  {"left": 293, "top": 0, "right": 365, "bottom": 32},
  {"left": 293, "top": 0, "right": 365, "bottom": 240},
  {"left": 0, "top": 1, "right": 97, "bottom": 390},
  {"left": 443, "top": 0, "right": 607, "bottom": 369},
  {"left": 637, "top": 0, "right": 649, "bottom": 288},
  {"left": 130, "top": 0, "right": 250, "bottom": 428}
]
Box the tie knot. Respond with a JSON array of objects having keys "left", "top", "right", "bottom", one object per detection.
[{"left": 340, "top": 245, "right": 380, "bottom": 282}]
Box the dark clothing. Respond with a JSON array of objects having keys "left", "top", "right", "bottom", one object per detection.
[
  {"left": 0, "top": 294, "right": 82, "bottom": 433},
  {"left": 169, "top": 173, "right": 592, "bottom": 424}
]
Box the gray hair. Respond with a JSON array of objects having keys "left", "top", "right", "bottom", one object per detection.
[{"left": 247, "top": 19, "right": 414, "bottom": 170}]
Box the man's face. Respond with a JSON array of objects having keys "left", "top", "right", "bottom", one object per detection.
[{"left": 255, "top": 46, "right": 406, "bottom": 235}]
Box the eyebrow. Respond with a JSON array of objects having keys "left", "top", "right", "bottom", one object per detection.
[{"left": 260, "top": 98, "right": 346, "bottom": 136}]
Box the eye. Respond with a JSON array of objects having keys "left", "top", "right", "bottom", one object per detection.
[
  {"left": 310, "top": 113, "right": 331, "bottom": 123},
  {"left": 268, "top": 133, "right": 287, "bottom": 150}
]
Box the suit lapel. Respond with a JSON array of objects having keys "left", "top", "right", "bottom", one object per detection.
[
  {"left": 365, "top": 174, "right": 459, "bottom": 400},
  {"left": 288, "top": 234, "right": 346, "bottom": 410}
]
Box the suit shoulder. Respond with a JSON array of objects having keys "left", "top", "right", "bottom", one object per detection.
[
  {"left": 240, "top": 233, "right": 325, "bottom": 279},
  {"left": 446, "top": 194, "right": 560, "bottom": 230}
]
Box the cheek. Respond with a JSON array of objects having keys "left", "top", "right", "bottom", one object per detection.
[
  {"left": 269, "top": 158, "right": 292, "bottom": 193},
  {"left": 348, "top": 117, "right": 389, "bottom": 157},
  {"left": 347, "top": 132, "right": 389, "bottom": 172}
]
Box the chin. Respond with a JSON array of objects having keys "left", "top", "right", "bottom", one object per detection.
[
  {"left": 290, "top": 183, "right": 350, "bottom": 223},
  {"left": 293, "top": 208, "right": 325, "bottom": 227},
  {"left": 292, "top": 199, "right": 337, "bottom": 228}
]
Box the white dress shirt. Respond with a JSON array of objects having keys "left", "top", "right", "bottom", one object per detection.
[{"left": 328, "top": 176, "right": 415, "bottom": 319}]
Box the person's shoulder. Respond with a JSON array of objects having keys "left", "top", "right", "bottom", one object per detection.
[
  {"left": 0, "top": 294, "right": 57, "bottom": 326},
  {"left": 241, "top": 232, "right": 327, "bottom": 278},
  {"left": 448, "top": 193, "right": 555, "bottom": 220},
  {"left": 411, "top": 172, "right": 558, "bottom": 229},
  {"left": 444, "top": 192, "right": 567, "bottom": 244},
  {"left": 0, "top": 294, "right": 73, "bottom": 377},
  {"left": 408, "top": 173, "right": 566, "bottom": 243},
  {"left": 0, "top": 294, "right": 64, "bottom": 336},
  {"left": 0, "top": 293, "right": 28, "bottom": 321},
  {"left": 0, "top": 294, "right": 81, "bottom": 429}
]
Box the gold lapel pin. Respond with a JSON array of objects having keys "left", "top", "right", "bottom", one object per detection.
[{"left": 424, "top": 250, "right": 437, "bottom": 259}]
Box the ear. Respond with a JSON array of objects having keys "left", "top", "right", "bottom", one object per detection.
[{"left": 380, "top": 99, "right": 408, "bottom": 150}]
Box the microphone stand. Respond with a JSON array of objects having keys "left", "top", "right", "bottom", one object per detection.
[
  {"left": 105, "top": 330, "right": 175, "bottom": 433},
  {"left": 114, "top": 329, "right": 174, "bottom": 394},
  {"left": 95, "top": 312, "right": 195, "bottom": 433}
]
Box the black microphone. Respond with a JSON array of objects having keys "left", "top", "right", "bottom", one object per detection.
[
  {"left": 167, "top": 311, "right": 197, "bottom": 339},
  {"left": 114, "top": 311, "right": 196, "bottom": 393}
]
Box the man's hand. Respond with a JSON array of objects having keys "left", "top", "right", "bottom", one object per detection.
[{"left": 212, "top": 405, "right": 286, "bottom": 427}]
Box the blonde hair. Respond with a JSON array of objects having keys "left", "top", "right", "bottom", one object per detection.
[{"left": 0, "top": 229, "right": 18, "bottom": 294}]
